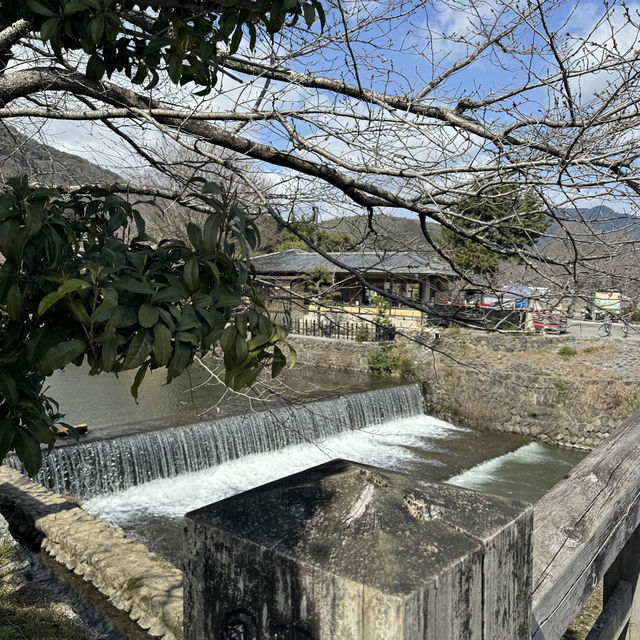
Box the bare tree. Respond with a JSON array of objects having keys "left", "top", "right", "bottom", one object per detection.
[{"left": 2, "top": 0, "right": 640, "bottom": 308}]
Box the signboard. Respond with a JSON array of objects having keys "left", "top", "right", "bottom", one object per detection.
[{"left": 594, "top": 292, "right": 621, "bottom": 310}]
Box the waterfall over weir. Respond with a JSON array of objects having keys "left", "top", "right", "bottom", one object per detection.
[{"left": 12, "top": 384, "right": 423, "bottom": 499}]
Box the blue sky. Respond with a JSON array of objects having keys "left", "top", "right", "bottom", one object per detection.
[{"left": 8, "top": 0, "right": 639, "bottom": 218}]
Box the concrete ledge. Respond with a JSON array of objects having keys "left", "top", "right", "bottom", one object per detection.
[{"left": 0, "top": 466, "right": 183, "bottom": 640}]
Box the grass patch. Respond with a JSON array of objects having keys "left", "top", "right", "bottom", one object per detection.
[
  {"left": 583, "top": 344, "right": 606, "bottom": 354},
  {"left": 0, "top": 543, "right": 15, "bottom": 566},
  {"left": 558, "top": 346, "right": 578, "bottom": 358},
  {"left": 0, "top": 542, "right": 90, "bottom": 640},
  {"left": 0, "top": 586, "right": 91, "bottom": 640}
]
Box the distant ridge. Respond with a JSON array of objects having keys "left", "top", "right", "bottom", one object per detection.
[
  {"left": 0, "top": 124, "right": 122, "bottom": 185},
  {"left": 1, "top": 124, "right": 635, "bottom": 251}
]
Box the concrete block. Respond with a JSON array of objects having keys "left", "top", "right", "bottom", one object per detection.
[{"left": 184, "top": 459, "right": 532, "bottom": 640}]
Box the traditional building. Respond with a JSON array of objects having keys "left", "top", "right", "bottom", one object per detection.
[{"left": 251, "top": 249, "right": 455, "bottom": 306}]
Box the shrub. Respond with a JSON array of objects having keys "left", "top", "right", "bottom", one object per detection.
[
  {"left": 354, "top": 325, "right": 371, "bottom": 342},
  {"left": 622, "top": 306, "right": 640, "bottom": 323},
  {"left": 368, "top": 349, "right": 398, "bottom": 376},
  {"left": 368, "top": 344, "right": 418, "bottom": 379},
  {"left": 558, "top": 346, "right": 577, "bottom": 358}
]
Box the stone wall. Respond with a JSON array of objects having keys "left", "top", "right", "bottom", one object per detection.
[
  {"left": 0, "top": 466, "right": 183, "bottom": 640},
  {"left": 290, "top": 330, "right": 640, "bottom": 450},
  {"left": 422, "top": 371, "right": 619, "bottom": 450},
  {"left": 288, "top": 335, "right": 387, "bottom": 371},
  {"left": 419, "top": 333, "right": 640, "bottom": 449}
]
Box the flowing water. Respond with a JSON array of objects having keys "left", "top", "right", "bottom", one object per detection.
[
  {"left": 9, "top": 369, "right": 586, "bottom": 568},
  {"left": 15, "top": 385, "right": 423, "bottom": 497},
  {"left": 69, "top": 385, "right": 585, "bottom": 566}
]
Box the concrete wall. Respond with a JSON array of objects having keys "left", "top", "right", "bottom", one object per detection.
[{"left": 0, "top": 466, "right": 183, "bottom": 640}]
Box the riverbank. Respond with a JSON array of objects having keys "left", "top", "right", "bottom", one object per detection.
[
  {"left": 290, "top": 332, "right": 640, "bottom": 449},
  {"left": 0, "top": 514, "right": 93, "bottom": 640}
]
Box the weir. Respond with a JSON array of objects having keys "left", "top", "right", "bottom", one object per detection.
[{"left": 9, "top": 384, "right": 423, "bottom": 498}]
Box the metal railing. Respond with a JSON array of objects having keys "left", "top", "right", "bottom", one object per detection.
[{"left": 289, "top": 318, "right": 396, "bottom": 342}]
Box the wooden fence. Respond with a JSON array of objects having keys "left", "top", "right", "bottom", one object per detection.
[
  {"left": 288, "top": 317, "right": 396, "bottom": 342},
  {"left": 531, "top": 410, "right": 640, "bottom": 640}
]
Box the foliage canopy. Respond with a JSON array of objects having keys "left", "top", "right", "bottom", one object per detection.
[
  {"left": 0, "top": 0, "right": 325, "bottom": 472},
  {"left": 3, "top": 0, "right": 324, "bottom": 90},
  {"left": 441, "top": 186, "right": 550, "bottom": 276},
  {"left": 0, "top": 177, "right": 291, "bottom": 473}
]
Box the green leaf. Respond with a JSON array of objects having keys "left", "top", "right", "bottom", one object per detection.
[
  {"left": 206, "top": 261, "right": 220, "bottom": 282},
  {"left": 288, "top": 344, "right": 297, "bottom": 368},
  {"left": 229, "top": 24, "right": 243, "bottom": 54},
  {"left": 6, "top": 284, "right": 23, "bottom": 321},
  {"left": 63, "top": 0, "right": 89, "bottom": 14},
  {"left": 154, "top": 285, "right": 187, "bottom": 303},
  {"left": 0, "top": 374, "right": 19, "bottom": 406},
  {"left": 202, "top": 216, "right": 220, "bottom": 253},
  {"left": 202, "top": 182, "right": 223, "bottom": 195},
  {"left": 247, "top": 22, "right": 257, "bottom": 49},
  {"left": 86, "top": 54, "right": 106, "bottom": 81},
  {"left": 112, "top": 276, "right": 153, "bottom": 295},
  {"left": 23, "top": 413, "right": 55, "bottom": 447},
  {"left": 27, "top": 0, "right": 57, "bottom": 17},
  {"left": 90, "top": 288, "right": 118, "bottom": 323},
  {"left": 313, "top": 0, "right": 326, "bottom": 29},
  {"left": 69, "top": 299, "right": 91, "bottom": 324},
  {"left": 38, "top": 278, "right": 91, "bottom": 315},
  {"left": 132, "top": 63, "right": 148, "bottom": 84},
  {"left": 138, "top": 303, "right": 159, "bottom": 328},
  {"left": 13, "top": 427, "right": 42, "bottom": 476},
  {"left": 101, "top": 337, "right": 117, "bottom": 372},
  {"left": 167, "top": 340, "right": 191, "bottom": 383},
  {"left": 187, "top": 222, "right": 202, "bottom": 251},
  {"left": 0, "top": 418, "right": 16, "bottom": 463},
  {"left": 130, "top": 362, "right": 149, "bottom": 402},
  {"left": 183, "top": 257, "right": 200, "bottom": 293},
  {"left": 40, "top": 17, "right": 60, "bottom": 42},
  {"left": 303, "top": 3, "right": 315, "bottom": 28},
  {"left": 39, "top": 339, "right": 87, "bottom": 375},
  {"left": 271, "top": 345, "right": 286, "bottom": 378},
  {"left": 152, "top": 323, "right": 172, "bottom": 367},
  {"left": 202, "top": 327, "right": 223, "bottom": 351},
  {"left": 0, "top": 218, "right": 23, "bottom": 263},
  {"left": 175, "top": 330, "right": 200, "bottom": 346},
  {"left": 235, "top": 333, "right": 248, "bottom": 364},
  {"left": 167, "top": 53, "right": 182, "bottom": 83},
  {"left": 88, "top": 14, "right": 105, "bottom": 43},
  {"left": 122, "top": 330, "right": 153, "bottom": 370}
]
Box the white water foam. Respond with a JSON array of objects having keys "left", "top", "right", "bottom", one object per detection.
[
  {"left": 84, "top": 414, "right": 463, "bottom": 526},
  {"left": 447, "top": 441, "right": 577, "bottom": 495}
]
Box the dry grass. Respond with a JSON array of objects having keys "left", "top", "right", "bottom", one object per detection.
[{"left": 0, "top": 543, "right": 91, "bottom": 640}]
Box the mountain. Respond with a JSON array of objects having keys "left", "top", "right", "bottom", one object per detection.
[
  {"left": 0, "top": 124, "right": 122, "bottom": 185},
  {"left": 319, "top": 214, "right": 442, "bottom": 253},
  {"left": 2, "top": 125, "right": 636, "bottom": 260}
]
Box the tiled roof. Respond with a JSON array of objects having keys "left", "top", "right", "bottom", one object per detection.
[{"left": 251, "top": 250, "right": 455, "bottom": 277}]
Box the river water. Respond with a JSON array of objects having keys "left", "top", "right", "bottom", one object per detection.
[
  {"left": 41, "top": 366, "right": 588, "bottom": 568},
  {"left": 84, "top": 416, "right": 583, "bottom": 566},
  {"left": 46, "top": 361, "right": 391, "bottom": 442}
]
